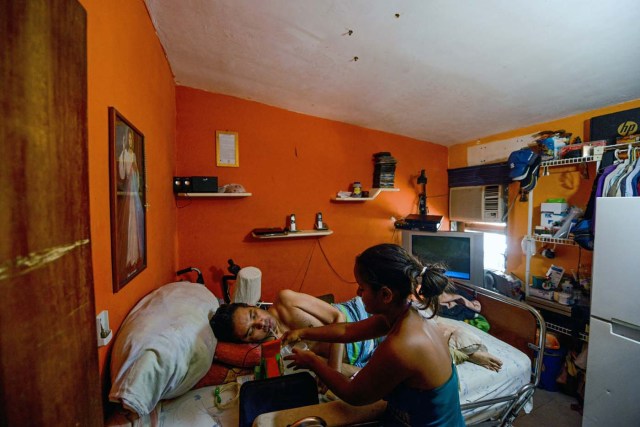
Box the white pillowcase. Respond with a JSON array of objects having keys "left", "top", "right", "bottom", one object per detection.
[{"left": 109, "top": 282, "right": 219, "bottom": 416}]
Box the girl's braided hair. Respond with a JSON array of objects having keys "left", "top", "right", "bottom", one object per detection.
[{"left": 355, "top": 243, "right": 450, "bottom": 317}]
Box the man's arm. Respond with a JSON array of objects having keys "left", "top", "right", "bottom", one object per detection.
[
  {"left": 274, "top": 290, "right": 347, "bottom": 371},
  {"left": 285, "top": 315, "right": 390, "bottom": 344},
  {"left": 439, "top": 292, "right": 482, "bottom": 313}
]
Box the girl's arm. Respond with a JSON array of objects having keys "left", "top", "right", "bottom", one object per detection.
[
  {"left": 285, "top": 314, "right": 390, "bottom": 345},
  {"left": 286, "top": 338, "right": 408, "bottom": 406}
]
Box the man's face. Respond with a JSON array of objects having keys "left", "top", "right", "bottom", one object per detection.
[{"left": 232, "top": 306, "right": 277, "bottom": 342}]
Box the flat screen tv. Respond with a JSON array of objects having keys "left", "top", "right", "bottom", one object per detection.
[{"left": 401, "top": 230, "right": 485, "bottom": 288}]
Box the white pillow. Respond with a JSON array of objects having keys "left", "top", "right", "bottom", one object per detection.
[{"left": 109, "top": 282, "right": 219, "bottom": 416}]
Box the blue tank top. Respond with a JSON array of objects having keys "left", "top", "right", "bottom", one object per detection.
[{"left": 382, "top": 364, "right": 465, "bottom": 426}]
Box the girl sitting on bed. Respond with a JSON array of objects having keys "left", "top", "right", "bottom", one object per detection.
[{"left": 282, "top": 243, "right": 466, "bottom": 426}]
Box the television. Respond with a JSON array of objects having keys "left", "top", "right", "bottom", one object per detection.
[{"left": 401, "top": 230, "right": 485, "bottom": 288}]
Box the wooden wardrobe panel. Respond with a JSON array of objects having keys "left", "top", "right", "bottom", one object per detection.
[{"left": 0, "top": 1, "right": 102, "bottom": 425}]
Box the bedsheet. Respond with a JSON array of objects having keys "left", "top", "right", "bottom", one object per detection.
[{"left": 107, "top": 385, "right": 239, "bottom": 427}]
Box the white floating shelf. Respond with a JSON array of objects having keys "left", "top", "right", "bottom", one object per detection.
[
  {"left": 176, "top": 192, "right": 252, "bottom": 198},
  {"left": 332, "top": 187, "right": 399, "bottom": 201},
  {"left": 252, "top": 229, "right": 333, "bottom": 239}
]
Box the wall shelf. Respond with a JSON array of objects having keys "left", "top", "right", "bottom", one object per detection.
[
  {"left": 529, "top": 235, "right": 576, "bottom": 246},
  {"left": 332, "top": 187, "right": 399, "bottom": 201},
  {"left": 546, "top": 321, "right": 589, "bottom": 342},
  {"left": 251, "top": 229, "right": 333, "bottom": 239},
  {"left": 526, "top": 296, "right": 573, "bottom": 316},
  {"left": 541, "top": 156, "right": 596, "bottom": 168},
  {"left": 176, "top": 192, "right": 252, "bottom": 198}
]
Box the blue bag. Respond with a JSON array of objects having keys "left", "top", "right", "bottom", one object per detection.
[{"left": 572, "top": 219, "right": 594, "bottom": 251}]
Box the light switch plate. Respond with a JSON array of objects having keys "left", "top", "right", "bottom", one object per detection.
[{"left": 96, "top": 310, "right": 112, "bottom": 347}]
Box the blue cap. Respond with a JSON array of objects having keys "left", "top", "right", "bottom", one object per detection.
[
  {"left": 508, "top": 148, "right": 539, "bottom": 181},
  {"left": 520, "top": 156, "right": 541, "bottom": 193}
]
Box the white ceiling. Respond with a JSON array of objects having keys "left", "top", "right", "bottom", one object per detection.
[{"left": 144, "top": 0, "right": 640, "bottom": 147}]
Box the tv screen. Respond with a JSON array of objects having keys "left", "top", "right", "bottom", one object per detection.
[{"left": 401, "top": 230, "right": 484, "bottom": 287}]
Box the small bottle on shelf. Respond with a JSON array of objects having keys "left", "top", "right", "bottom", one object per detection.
[{"left": 352, "top": 181, "right": 362, "bottom": 197}]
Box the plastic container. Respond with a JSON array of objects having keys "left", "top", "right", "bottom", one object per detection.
[
  {"left": 281, "top": 342, "right": 309, "bottom": 375},
  {"left": 538, "top": 346, "right": 564, "bottom": 391}
]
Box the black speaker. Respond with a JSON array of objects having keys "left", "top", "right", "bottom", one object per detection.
[
  {"left": 190, "top": 176, "right": 218, "bottom": 193},
  {"left": 172, "top": 177, "right": 192, "bottom": 193}
]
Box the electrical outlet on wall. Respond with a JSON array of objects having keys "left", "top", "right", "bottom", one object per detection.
[{"left": 96, "top": 310, "right": 113, "bottom": 347}]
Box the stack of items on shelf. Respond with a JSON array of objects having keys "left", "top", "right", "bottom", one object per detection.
[
  {"left": 531, "top": 129, "right": 607, "bottom": 161},
  {"left": 372, "top": 152, "right": 397, "bottom": 188},
  {"left": 533, "top": 130, "right": 572, "bottom": 161},
  {"left": 529, "top": 264, "right": 590, "bottom": 306},
  {"left": 535, "top": 199, "right": 569, "bottom": 235},
  {"left": 534, "top": 199, "right": 584, "bottom": 239}
]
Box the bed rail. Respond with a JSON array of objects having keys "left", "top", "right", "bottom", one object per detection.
[
  {"left": 456, "top": 283, "right": 546, "bottom": 388},
  {"left": 456, "top": 283, "right": 546, "bottom": 425}
]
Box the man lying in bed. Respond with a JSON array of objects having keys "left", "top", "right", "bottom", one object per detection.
[{"left": 210, "top": 289, "right": 502, "bottom": 374}]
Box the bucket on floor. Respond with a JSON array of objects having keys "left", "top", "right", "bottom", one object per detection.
[{"left": 539, "top": 348, "right": 564, "bottom": 391}]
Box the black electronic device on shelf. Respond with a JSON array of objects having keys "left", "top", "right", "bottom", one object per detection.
[
  {"left": 172, "top": 176, "right": 218, "bottom": 193},
  {"left": 395, "top": 169, "right": 442, "bottom": 231},
  {"left": 417, "top": 169, "right": 427, "bottom": 215},
  {"left": 394, "top": 214, "right": 442, "bottom": 232}
]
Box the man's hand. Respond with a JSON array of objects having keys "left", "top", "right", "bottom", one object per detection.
[{"left": 281, "top": 328, "right": 304, "bottom": 346}]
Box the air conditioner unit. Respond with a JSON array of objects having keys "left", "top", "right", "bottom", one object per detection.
[{"left": 449, "top": 185, "right": 507, "bottom": 223}]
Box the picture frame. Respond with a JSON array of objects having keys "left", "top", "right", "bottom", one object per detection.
[
  {"left": 216, "top": 130, "right": 239, "bottom": 167},
  {"left": 108, "top": 107, "right": 147, "bottom": 292}
]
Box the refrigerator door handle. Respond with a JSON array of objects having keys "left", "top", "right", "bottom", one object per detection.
[{"left": 611, "top": 318, "right": 640, "bottom": 342}]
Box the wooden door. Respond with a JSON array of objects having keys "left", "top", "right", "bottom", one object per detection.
[{"left": 0, "top": 1, "right": 103, "bottom": 425}]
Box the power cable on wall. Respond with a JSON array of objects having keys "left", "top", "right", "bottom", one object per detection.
[
  {"left": 298, "top": 227, "right": 409, "bottom": 291},
  {"left": 293, "top": 241, "right": 317, "bottom": 293},
  {"left": 318, "top": 240, "right": 356, "bottom": 284},
  {"left": 297, "top": 241, "right": 317, "bottom": 292}
]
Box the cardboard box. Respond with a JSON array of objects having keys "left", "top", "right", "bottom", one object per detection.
[
  {"left": 541, "top": 212, "right": 567, "bottom": 228},
  {"left": 529, "top": 287, "right": 555, "bottom": 300},
  {"left": 541, "top": 202, "right": 569, "bottom": 214}
]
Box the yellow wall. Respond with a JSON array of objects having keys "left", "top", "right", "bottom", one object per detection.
[
  {"left": 80, "top": 0, "right": 178, "bottom": 378},
  {"left": 449, "top": 99, "right": 640, "bottom": 283}
]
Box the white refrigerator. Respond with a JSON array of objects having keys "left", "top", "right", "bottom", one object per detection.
[{"left": 583, "top": 197, "right": 640, "bottom": 426}]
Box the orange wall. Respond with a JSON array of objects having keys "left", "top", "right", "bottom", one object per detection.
[
  {"left": 175, "top": 87, "right": 449, "bottom": 303},
  {"left": 81, "top": 0, "right": 177, "bottom": 376},
  {"left": 448, "top": 99, "right": 640, "bottom": 282}
]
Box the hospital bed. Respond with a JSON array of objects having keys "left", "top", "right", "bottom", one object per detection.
[{"left": 106, "top": 282, "right": 546, "bottom": 427}]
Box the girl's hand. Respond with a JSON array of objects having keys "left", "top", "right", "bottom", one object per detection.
[{"left": 283, "top": 348, "right": 319, "bottom": 371}]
